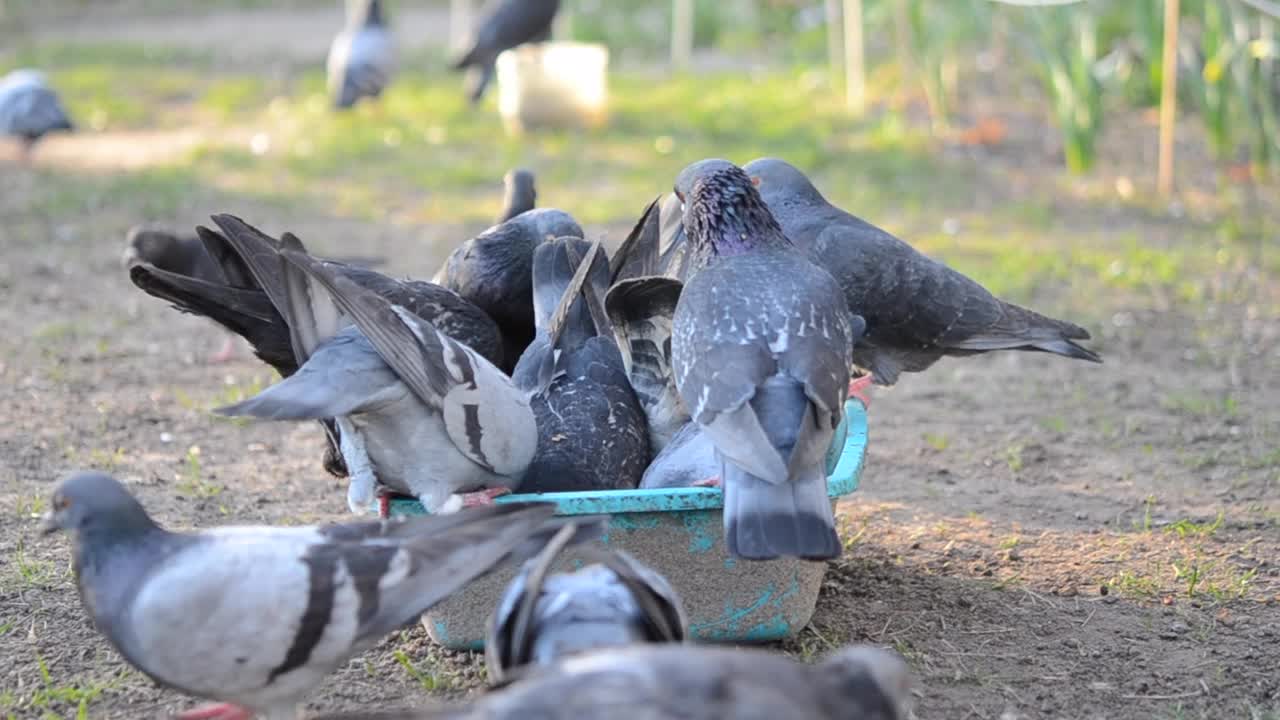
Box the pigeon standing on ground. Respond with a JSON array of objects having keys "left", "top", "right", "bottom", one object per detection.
[
  {"left": 432, "top": 208, "right": 584, "bottom": 371},
  {"left": 215, "top": 227, "right": 528, "bottom": 516},
  {"left": 670, "top": 160, "right": 862, "bottom": 561},
  {"left": 497, "top": 168, "right": 537, "bottom": 223},
  {"left": 0, "top": 69, "right": 74, "bottom": 164},
  {"left": 485, "top": 522, "right": 686, "bottom": 683},
  {"left": 310, "top": 643, "right": 913, "bottom": 720},
  {"left": 328, "top": 0, "right": 397, "bottom": 109},
  {"left": 41, "top": 471, "right": 572, "bottom": 720},
  {"left": 122, "top": 225, "right": 243, "bottom": 363},
  {"left": 130, "top": 215, "right": 504, "bottom": 482},
  {"left": 743, "top": 157, "right": 1101, "bottom": 404},
  {"left": 450, "top": 0, "right": 560, "bottom": 105}
]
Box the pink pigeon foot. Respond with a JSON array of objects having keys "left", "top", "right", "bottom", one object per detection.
[
  {"left": 691, "top": 476, "right": 721, "bottom": 488},
  {"left": 207, "top": 335, "right": 238, "bottom": 364},
  {"left": 847, "top": 375, "right": 873, "bottom": 408},
  {"left": 378, "top": 492, "right": 391, "bottom": 519},
  {"left": 460, "top": 487, "right": 512, "bottom": 508},
  {"left": 174, "top": 703, "right": 254, "bottom": 720}
]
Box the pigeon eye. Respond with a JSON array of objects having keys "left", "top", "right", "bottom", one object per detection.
[{"left": 54, "top": 495, "right": 70, "bottom": 511}]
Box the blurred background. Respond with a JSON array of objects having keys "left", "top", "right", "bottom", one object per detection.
[{"left": 2, "top": 2, "right": 1279, "bottom": 718}]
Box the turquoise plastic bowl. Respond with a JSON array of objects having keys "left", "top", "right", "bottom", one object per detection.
[{"left": 388, "top": 399, "right": 868, "bottom": 649}]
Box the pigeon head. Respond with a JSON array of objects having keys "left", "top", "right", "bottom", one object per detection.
[
  {"left": 42, "top": 471, "right": 158, "bottom": 538},
  {"left": 504, "top": 169, "right": 537, "bottom": 202},
  {"left": 743, "top": 157, "right": 824, "bottom": 204},
  {"left": 680, "top": 161, "right": 789, "bottom": 257},
  {"left": 356, "top": 0, "right": 386, "bottom": 27},
  {"left": 815, "top": 645, "right": 913, "bottom": 719},
  {"left": 122, "top": 226, "right": 182, "bottom": 270}
]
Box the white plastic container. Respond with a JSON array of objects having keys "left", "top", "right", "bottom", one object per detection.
[{"left": 496, "top": 41, "right": 609, "bottom": 133}]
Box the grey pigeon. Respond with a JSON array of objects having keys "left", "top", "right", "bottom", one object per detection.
[
  {"left": 432, "top": 208, "right": 585, "bottom": 371},
  {"left": 41, "top": 471, "right": 570, "bottom": 720},
  {"left": 216, "top": 233, "right": 534, "bottom": 516},
  {"left": 638, "top": 421, "right": 720, "bottom": 490},
  {"left": 497, "top": 168, "right": 537, "bottom": 224},
  {"left": 603, "top": 274, "right": 686, "bottom": 453},
  {"left": 0, "top": 69, "right": 73, "bottom": 163},
  {"left": 310, "top": 643, "right": 913, "bottom": 720},
  {"left": 744, "top": 157, "right": 1101, "bottom": 392},
  {"left": 122, "top": 225, "right": 242, "bottom": 363},
  {"left": 510, "top": 237, "right": 648, "bottom": 494},
  {"left": 130, "top": 215, "right": 503, "bottom": 483},
  {"left": 328, "top": 0, "right": 397, "bottom": 109},
  {"left": 670, "top": 160, "right": 862, "bottom": 561},
  {"left": 609, "top": 194, "right": 694, "bottom": 286},
  {"left": 485, "top": 522, "right": 686, "bottom": 683},
  {"left": 450, "top": 0, "right": 560, "bottom": 105}
]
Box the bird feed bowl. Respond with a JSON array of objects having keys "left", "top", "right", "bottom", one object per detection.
[
  {"left": 387, "top": 400, "right": 867, "bottom": 650},
  {"left": 495, "top": 42, "right": 609, "bottom": 134}
]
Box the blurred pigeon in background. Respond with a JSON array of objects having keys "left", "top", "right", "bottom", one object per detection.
[
  {"left": 451, "top": 0, "right": 560, "bottom": 105},
  {"left": 485, "top": 522, "right": 686, "bottom": 683},
  {"left": 432, "top": 208, "right": 584, "bottom": 371},
  {"left": 310, "top": 643, "right": 913, "bottom": 720},
  {"left": 0, "top": 69, "right": 73, "bottom": 164},
  {"left": 497, "top": 168, "right": 537, "bottom": 223},
  {"left": 670, "top": 159, "right": 860, "bottom": 561},
  {"left": 744, "top": 156, "right": 1100, "bottom": 404},
  {"left": 328, "top": 0, "right": 396, "bottom": 109},
  {"left": 41, "top": 470, "right": 567, "bottom": 720}
]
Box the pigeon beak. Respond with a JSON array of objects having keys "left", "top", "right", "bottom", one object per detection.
[
  {"left": 120, "top": 246, "right": 139, "bottom": 269},
  {"left": 39, "top": 511, "right": 60, "bottom": 535}
]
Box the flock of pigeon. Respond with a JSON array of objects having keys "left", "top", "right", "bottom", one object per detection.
[
  {"left": 14, "top": 1, "right": 1103, "bottom": 717},
  {"left": 0, "top": 0, "right": 560, "bottom": 160},
  {"left": 39, "top": 155, "right": 1101, "bottom": 720}
]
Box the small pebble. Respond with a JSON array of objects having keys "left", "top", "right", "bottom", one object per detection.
[{"left": 160, "top": 432, "right": 173, "bottom": 444}]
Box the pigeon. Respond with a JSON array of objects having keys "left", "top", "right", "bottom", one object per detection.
[
  {"left": 130, "top": 215, "right": 504, "bottom": 482},
  {"left": 743, "top": 157, "right": 1101, "bottom": 403},
  {"left": 669, "top": 159, "right": 862, "bottom": 561},
  {"left": 497, "top": 168, "right": 537, "bottom": 224},
  {"left": 450, "top": 0, "right": 560, "bottom": 105},
  {"left": 638, "top": 421, "right": 720, "bottom": 490},
  {"left": 41, "top": 470, "right": 575, "bottom": 720},
  {"left": 0, "top": 68, "right": 73, "bottom": 163},
  {"left": 328, "top": 0, "right": 397, "bottom": 109},
  {"left": 309, "top": 643, "right": 913, "bottom": 720},
  {"left": 122, "top": 225, "right": 242, "bottom": 363},
  {"left": 510, "top": 237, "right": 648, "bottom": 494},
  {"left": 432, "top": 208, "right": 585, "bottom": 371},
  {"left": 603, "top": 274, "right": 686, "bottom": 454},
  {"left": 485, "top": 522, "right": 686, "bottom": 683},
  {"left": 609, "top": 194, "right": 694, "bottom": 286},
  {"left": 215, "top": 228, "right": 530, "bottom": 516}
]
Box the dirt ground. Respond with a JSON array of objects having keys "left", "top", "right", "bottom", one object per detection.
[{"left": 3, "top": 4, "right": 1280, "bottom": 720}]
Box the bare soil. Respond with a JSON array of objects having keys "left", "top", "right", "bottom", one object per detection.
[{"left": 2, "top": 5, "right": 1279, "bottom": 720}]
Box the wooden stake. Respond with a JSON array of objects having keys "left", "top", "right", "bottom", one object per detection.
[
  {"left": 1157, "top": 0, "right": 1180, "bottom": 197},
  {"left": 826, "top": 0, "right": 843, "bottom": 87},
  {"left": 672, "top": 0, "right": 694, "bottom": 72},
  {"left": 843, "top": 0, "right": 865, "bottom": 115}
]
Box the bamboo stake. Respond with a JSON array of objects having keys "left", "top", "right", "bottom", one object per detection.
[
  {"left": 1158, "top": 0, "right": 1180, "bottom": 197},
  {"left": 672, "top": 0, "right": 694, "bottom": 72},
  {"left": 826, "top": 0, "right": 843, "bottom": 87},
  {"left": 843, "top": 0, "right": 865, "bottom": 114}
]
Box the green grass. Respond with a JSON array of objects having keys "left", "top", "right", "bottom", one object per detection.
[
  {"left": 0, "top": 653, "right": 122, "bottom": 720},
  {"left": 176, "top": 446, "right": 223, "bottom": 499},
  {"left": 392, "top": 649, "right": 453, "bottom": 692}
]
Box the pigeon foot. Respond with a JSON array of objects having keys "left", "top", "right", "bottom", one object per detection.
[
  {"left": 847, "top": 375, "right": 873, "bottom": 408},
  {"left": 173, "top": 702, "right": 254, "bottom": 720},
  {"left": 691, "top": 476, "right": 721, "bottom": 488},
  {"left": 378, "top": 492, "right": 391, "bottom": 519},
  {"left": 460, "top": 487, "right": 512, "bottom": 508}
]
